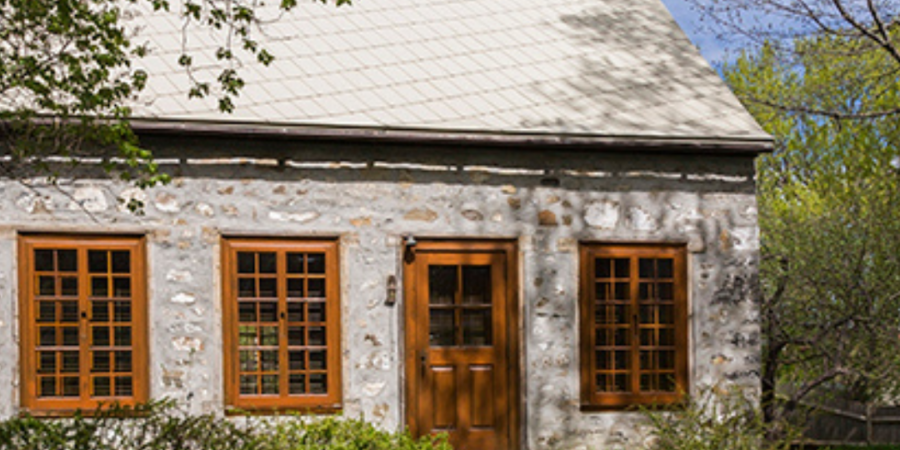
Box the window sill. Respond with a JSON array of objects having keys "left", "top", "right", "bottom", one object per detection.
[
  {"left": 580, "top": 400, "right": 686, "bottom": 413},
  {"left": 225, "top": 404, "right": 343, "bottom": 416}
]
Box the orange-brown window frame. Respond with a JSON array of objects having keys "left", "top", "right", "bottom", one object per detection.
[
  {"left": 18, "top": 235, "right": 149, "bottom": 415},
  {"left": 222, "top": 238, "right": 342, "bottom": 412},
  {"left": 579, "top": 243, "right": 688, "bottom": 410}
]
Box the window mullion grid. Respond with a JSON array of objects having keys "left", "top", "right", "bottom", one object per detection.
[
  {"left": 304, "top": 256, "right": 311, "bottom": 394},
  {"left": 589, "top": 255, "right": 599, "bottom": 399},
  {"left": 78, "top": 247, "right": 91, "bottom": 403},
  {"left": 251, "top": 253, "right": 261, "bottom": 396},
  {"left": 277, "top": 250, "right": 288, "bottom": 400},
  {"left": 455, "top": 264, "right": 462, "bottom": 347},
  {"left": 585, "top": 253, "right": 614, "bottom": 396},
  {"left": 629, "top": 255, "right": 640, "bottom": 397}
]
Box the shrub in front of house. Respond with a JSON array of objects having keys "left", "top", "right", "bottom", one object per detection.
[
  {"left": 0, "top": 400, "right": 450, "bottom": 450},
  {"left": 643, "top": 389, "right": 797, "bottom": 450},
  {"left": 256, "top": 414, "right": 451, "bottom": 450}
]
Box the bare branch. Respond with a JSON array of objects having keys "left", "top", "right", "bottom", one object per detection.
[
  {"left": 790, "top": 366, "right": 850, "bottom": 405},
  {"left": 745, "top": 96, "right": 900, "bottom": 120},
  {"left": 831, "top": 0, "right": 900, "bottom": 66}
]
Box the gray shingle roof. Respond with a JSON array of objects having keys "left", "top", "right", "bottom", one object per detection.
[{"left": 130, "top": 0, "right": 770, "bottom": 145}]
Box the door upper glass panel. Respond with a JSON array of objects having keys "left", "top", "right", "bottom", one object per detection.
[{"left": 428, "top": 264, "right": 493, "bottom": 347}]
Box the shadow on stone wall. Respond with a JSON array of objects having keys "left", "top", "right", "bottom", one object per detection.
[{"left": 125, "top": 135, "right": 758, "bottom": 197}]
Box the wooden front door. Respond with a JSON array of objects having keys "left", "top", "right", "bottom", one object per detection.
[{"left": 405, "top": 241, "right": 518, "bottom": 450}]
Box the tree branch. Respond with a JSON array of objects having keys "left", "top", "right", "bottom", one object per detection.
[
  {"left": 790, "top": 366, "right": 850, "bottom": 405},
  {"left": 831, "top": 0, "right": 900, "bottom": 67},
  {"left": 746, "top": 96, "right": 900, "bottom": 120}
]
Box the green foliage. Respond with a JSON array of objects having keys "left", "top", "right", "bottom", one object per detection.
[
  {"left": 645, "top": 389, "right": 798, "bottom": 450},
  {"left": 0, "top": 0, "right": 167, "bottom": 190},
  {"left": 0, "top": 400, "right": 255, "bottom": 450},
  {"left": 0, "top": 0, "right": 350, "bottom": 194},
  {"left": 693, "top": 0, "right": 899, "bottom": 120},
  {"left": 826, "top": 447, "right": 900, "bottom": 450},
  {"left": 256, "top": 414, "right": 451, "bottom": 450},
  {"left": 722, "top": 23, "right": 900, "bottom": 425},
  {"left": 0, "top": 400, "right": 451, "bottom": 450}
]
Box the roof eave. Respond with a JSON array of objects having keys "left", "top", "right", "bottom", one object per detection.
[{"left": 133, "top": 118, "right": 775, "bottom": 155}]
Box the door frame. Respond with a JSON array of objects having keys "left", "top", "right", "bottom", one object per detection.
[{"left": 403, "top": 239, "right": 520, "bottom": 450}]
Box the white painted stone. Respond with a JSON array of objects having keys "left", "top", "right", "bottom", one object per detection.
[
  {"left": 363, "top": 381, "right": 386, "bottom": 397},
  {"left": 171, "top": 292, "right": 196, "bottom": 304},
  {"left": 628, "top": 206, "right": 658, "bottom": 231},
  {"left": 730, "top": 227, "right": 758, "bottom": 251},
  {"left": 172, "top": 336, "right": 202, "bottom": 352},
  {"left": 743, "top": 204, "right": 758, "bottom": 218},
  {"left": 371, "top": 351, "right": 391, "bottom": 371},
  {"left": 196, "top": 203, "right": 214, "bottom": 217},
  {"left": 0, "top": 148, "right": 762, "bottom": 445},
  {"left": 15, "top": 194, "right": 35, "bottom": 212},
  {"left": 16, "top": 194, "right": 53, "bottom": 214},
  {"left": 154, "top": 193, "right": 180, "bottom": 213},
  {"left": 118, "top": 187, "right": 148, "bottom": 212},
  {"left": 584, "top": 200, "right": 619, "bottom": 229},
  {"left": 70, "top": 186, "right": 108, "bottom": 212},
  {"left": 268, "top": 210, "right": 319, "bottom": 223},
  {"left": 166, "top": 269, "right": 193, "bottom": 283}
]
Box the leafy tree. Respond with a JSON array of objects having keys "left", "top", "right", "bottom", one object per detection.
[
  {"left": 692, "top": 0, "right": 899, "bottom": 120},
  {"left": 723, "top": 36, "right": 900, "bottom": 433},
  {"left": 0, "top": 0, "right": 348, "bottom": 195}
]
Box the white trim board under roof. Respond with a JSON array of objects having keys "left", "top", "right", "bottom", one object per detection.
[{"left": 130, "top": 0, "right": 772, "bottom": 152}]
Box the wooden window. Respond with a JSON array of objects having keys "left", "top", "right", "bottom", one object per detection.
[
  {"left": 18, "top": 235, "right": 148, "bottom": 414},
  {"left": 222, "top": 238, "right": 341, "bottom": 411},
  {"left": 580, "top": 244, "right": 688, "bottom": 409}
]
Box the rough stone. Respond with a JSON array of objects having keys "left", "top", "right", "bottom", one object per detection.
[
  {"left": 584, "top": 200, "right": 619, "bottom": 229},
  {"left": 196, "top": 203, "right": 215, "bottom": 217},
  {"left": 118, "top": 187, "right": 148, "bottom": 213},
  {"left": 172, "top": 336, "right": 202, "bottom": 352},
  {"left": 538, "top": 210, "right": 558, "bottom": 226},
  {"left": 29, "top": 198, "right": 53, "bottom": 214},
  {"left": 628, "top": 206, "right": 658, "bottom": 231},
  {"left": 171, "top": 293, "right": 196, "bottom": 304},
  {"left": 0, "top": 147, "right": 760, "bottom": 450},
  {"left": 556, "top": 238, "right": 577, "bottom": 253},
  {"left": 162, "top": 367, "right": 185, "bottom": 388},
  {"left": 71, "top": 186, "right": 108, "bottom": 212},
  {"left": 461, "top": 209, "right": 484, "bottom": 221},
  {"left": 350, "top": 217, "right": 373, "bottom": 227},
  {"left": 403, "top": 208, "right": 438, "bottom": 222},
  {"left": 166, "top": 269, "right": 193, "bottom": 283},
  {"left": 155, "top": 192, "right": 180, "bottom": 213},
  {"left": 363, "top": 382, "right": 386, "bottom": 397},
  {"left": 269, "top": 210, "right": 319, "bottom": 223}
]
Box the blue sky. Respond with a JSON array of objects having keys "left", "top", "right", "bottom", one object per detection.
[{"left": 659, "top": 0, "right": 729, "bottom": 63}]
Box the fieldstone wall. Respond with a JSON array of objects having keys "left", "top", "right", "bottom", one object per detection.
[{"left": 0, "top": 137, "right": 761, "bottom": 449}]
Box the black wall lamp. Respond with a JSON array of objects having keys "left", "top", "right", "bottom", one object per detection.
[{"left": 403, "top": 235, "right": 417, "bottom": 264}]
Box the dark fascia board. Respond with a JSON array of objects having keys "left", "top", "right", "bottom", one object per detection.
[{"left": 128, "top": 119, "right": 774, "bottom": 155}]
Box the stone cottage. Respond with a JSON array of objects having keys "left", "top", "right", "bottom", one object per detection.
[{"left": 0, "top": 0, "right": 770, "bottom": 449}]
